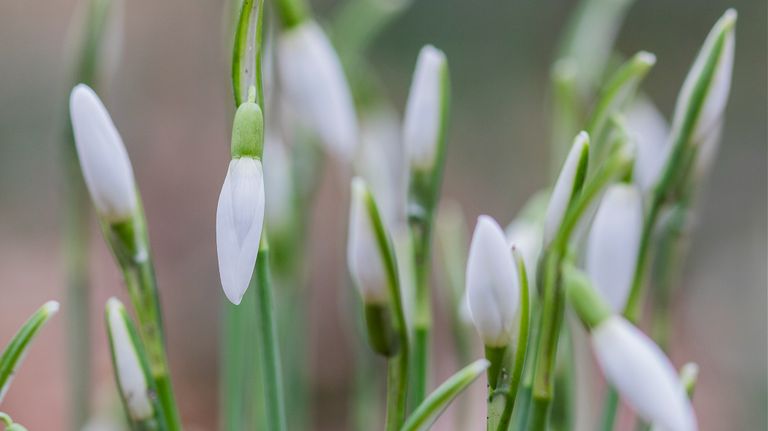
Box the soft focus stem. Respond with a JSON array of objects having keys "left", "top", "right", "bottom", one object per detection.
[
  {"left": 107, "top": 218, "right": 181, "bottom": 430},
  {"left": 410, "top": 218, "right": 432, "bottom": 407},
  {"left": 254, "top": 239, "right": 287, "bottom": 431}
]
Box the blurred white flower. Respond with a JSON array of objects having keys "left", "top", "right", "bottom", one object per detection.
[
  {"left": 626, "top": 98, "right": 670, "bottom": 192},
  {"left": 543, "top": 131, "right": 589, "bottom": 246},
  {"left": 348, "top": 177, "right": 390, "bottom": 304},
  {"left": 585, "top": 184, "right": 643, "bottom": 312},
  {"left": 466, "top": 216, "right": 520, "bottom": 347},
  {"left": 592, "top": 316, "right": 697, "bottom": 431},
  {"left": 105, "top": 298, "right": 153, "bottom": 422},
  {"left": 263, "top": 131, "right": 293, "bottom": 232},
  {"left": 277, "top": 20, "right": 358, "bottom": 162},
  {"left": 403, "top": 45, "right": 448, "bottom": 171},
  {"left": 69, "top": 84, "right": 137, "bottom": 222},
  {"left": 358, "top": 106, "right": 406, "bottom": 230},
  {"left": 505, "top": 218, "right": 542, "bottom": 287},
  {"left": 216, "top": 158, "right": 265, "bottom": 305}
]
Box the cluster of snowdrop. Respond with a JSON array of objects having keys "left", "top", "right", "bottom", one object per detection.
[{"left": 0, "top": 0, "right": 736, "bottom": 429}]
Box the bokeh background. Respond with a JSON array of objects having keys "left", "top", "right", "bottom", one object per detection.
[{"left": 0, "top": 0, "right": 765, "bottom": 429}]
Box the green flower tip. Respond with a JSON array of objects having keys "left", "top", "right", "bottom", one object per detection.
[
  {"left": 231, "top": 101, "right": 264, "bottom": 159},
  {"left": 564, "top": 266, "right": 612, "bottom": 330}
]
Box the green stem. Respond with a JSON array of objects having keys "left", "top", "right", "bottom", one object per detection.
[
  {"left": 254, "top": 241, "right": 287, "bottom": 431},
  {"left": 623, "top": 193, "right": 662, "bottom": 324},
  {"left": 496, "top": 252, "right": 531, "bottom": 431},
  {"left": 108, "top": 219, "right": 181, "bottom": 431},
  {"left": 410, "top": 219, "right": 432, "bottom": 408},
  {"left": 384, "top": 351, "right": 409, "bottom": 431},
  {"left": 599, "top": 387, "right": 619, "bottom": 431}
]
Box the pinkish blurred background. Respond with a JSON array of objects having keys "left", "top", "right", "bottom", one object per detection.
[{"left": 0, "top": 0, "right": 765, "bottom": 429}]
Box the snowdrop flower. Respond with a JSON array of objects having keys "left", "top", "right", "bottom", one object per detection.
[
  {"left": 585, "top": 184, "right": 643, "bottom": 312},
  {"left": 69, "top": 84, "right": 137, "bottom": 222},
  {"left": 543, "top": 132, "right": 589, "bottom": 246},
  {"left": 277, "top": 20, "right": 358, "bottom": 162},
  {"left": 567, "top": 274, "right": 696, "bottom": 431},
  {"left": 626, "top": 98, "right": 670, "bottom": 192},
  {"left": 105, "top": 298, "right": 154, "bottom": 422},
  {"left": 216, "top": 99, "right": 266, "bottom": 305},
  {"left": 466, "top": 216, "right": 520, "bottom": 347},
  {"left": 593, "top": 317, "right": 697, "bottom": 431},
  {"left": 670, "top": 9, "right": 735, "bottom": 149},
  {"left": 348, "top": 177, "right": 390, "bottom": 304},
  {"left": 403, "top": 45, "right": 449, "bottom": 172}
]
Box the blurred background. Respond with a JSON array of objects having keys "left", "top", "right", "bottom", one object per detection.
[{"left": 0, "top": 0, "right": 765, "bottom": 429}]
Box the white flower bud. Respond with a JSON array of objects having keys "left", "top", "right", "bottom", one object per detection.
[
  {"left": 466, "top": 216, "right": 520, "bottom": 347},
  {"left": 585, "top": 184, "right": 643, "bottom": 312},
  {"left": 403, "top": 45, "right": 448, "bottom": 171},
  {"left": 626, "top": 99, "right": 670, "bottom": 192},
  {"left": 277, "top": 20, "right": 358, "bottom": 162},
  {"left": 69, "top": 84, "right": 137, "bottom": 222},
  {"left": 348, "top": 178, "right": 390, "bottom": 304},
  {"left": 592, "top": 316, "right": 697, "bottom": 431},
  {"left": 670, "top": 9, "right": 736, "bottom": 150},
  {"left": 216, "top": 158, "right": 266, "bottom": 305},
  {"left": 105, "top": 298, "right": 153, "bottom": 422},
  {"left": 543, "top": 132, "right": 589, "bottom": 246}
]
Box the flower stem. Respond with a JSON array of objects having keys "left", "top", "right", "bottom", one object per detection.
[
  {"left": 410, "top": 218, "right": 432, "bottom": 408},
  {"left": 254, "top": 240, "right": 287, "bottom": 431},
  {"left": 598, "top": 386, "right": 619, "bottom": 431}
]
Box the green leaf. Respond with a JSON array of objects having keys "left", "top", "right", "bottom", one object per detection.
[
  {"left": 586, "top": 51, "right": 656, "bottom": 168},
  {"left": 557, "top": 0, "right": 636, "bottom": 96},
  {"left": 401, "top": 359, "right": 490, "bottom": 431},
  {"left": 0, "top": 301, "right": 59, "bottom": 402},
  {"left": 653, "top": 9, "right": 736, "bottom": 200}
]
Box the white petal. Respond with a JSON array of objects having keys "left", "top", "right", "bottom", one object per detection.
[
  {"left": 70, "top": 84, "right": 137, "bottom": 221},
  {"left": 466, "top": 215, "right": 520, "bottom": 347},
  {"left": 592, "top": 317, "right": 697, "bottom": 431},
  {"left": 277, "top": 20, "right": 358, "bottom": 162},
  {"left": 505, "top": 218, "right": 543, "bottom": 287},
  {"left": 106, "top": 298, "right": 153, "bottom": 421},
  {"left": 544, "top": 132, "right": 589, "bottom": 246},
  {"left": 347, "top": 178, "right": 389, "bottom": 303},
  {"left": 358, "top": 107, "right": 406, "bottom": 230},
  {"left": 403, "top": 45, "right": 447, "bottom": 171},
  {"left": 626, "top": 99, "right": 670, "bottom": 192},
  {"left": 216, "top": 158, "right": 266, "bottom": 305},
  {"left": 670, "top": 10, "right": 735, "bottom": 149},
  {"left": 586, "top": 185, "right": 643, "bottom": 312}
]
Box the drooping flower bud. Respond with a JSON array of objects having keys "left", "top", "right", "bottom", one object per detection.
[
  {"left": 403, "top": 45, "right": 449, "bottom": 173},
  {"left": 277, "top": 20, "right": 358, "bottom": 162},
  {"left": 216, "top": 98, "right": 267, "bottom": 305},
  {"left": 105, "top": 298, "right": 155, "bottom": 422},
  {"left": 69, "top": 84, "right": 137, "bottom": 222},
  {"left": 592, "top": 317, "right": 697, "bottom": 431},
  {"left": 466, "top": 216, "right": 520, "bottom": 347},
  {"left": 585, "top": 184, "right": 643, "bottom": 312},
  {"left": 216, "top": 158, "right": 266, "bottom": 305},
  {"left": 543, "top": 132, "right": 589, "bottom": 246}
]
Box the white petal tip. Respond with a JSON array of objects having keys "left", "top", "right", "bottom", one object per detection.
[
  {"left": 44, "top": 301, "right": 61, "bottom": 315},
  {"left": 636, "top": 51, "right": 657, "bottom": 66}
]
